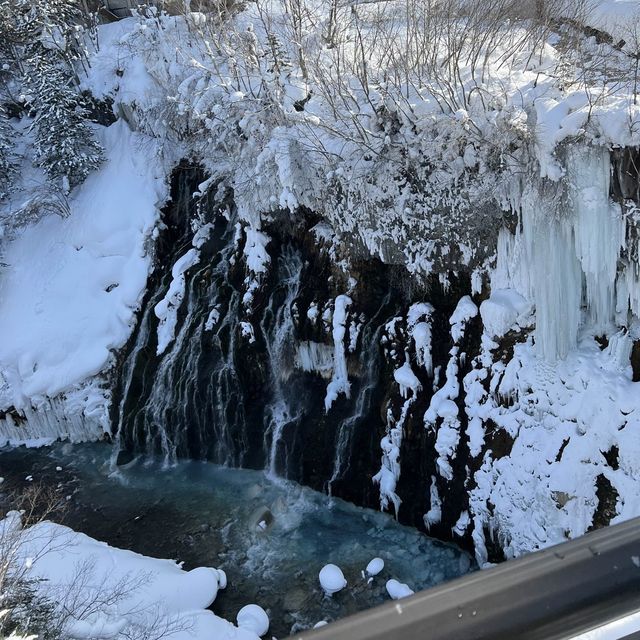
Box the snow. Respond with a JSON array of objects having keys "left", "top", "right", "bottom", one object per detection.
[
  {"left": 452, "top": 510, "right": 470, "bottom": 537},
  {"left": 424, "top": 476, "right": 442, "bottom": 530},
  {"left": 407, "top": 302, "right": 434, "bottom": 375},
  {"left": 385, "top": 579, "right": 414, "bottom": 600},
  {"left": 450, "top": 296, "right": 478, "bottom": 344},
  {"left": 324, "top": 295, "right": 352, "bottom": 411},
  {"left": 425, "top": 350, "right": 462, "bottom": 481},
  {"left": 204, "top": 307, "right": 220, "bottom": 331},
  {"left": 587, "top": 1, "right": 640, "bottom": 42},
  {"left": 5, "top": 0, "right": 640, "bottom": 581},
  {"left": 1, "top": 512, "right": 258, "bottom": 640},
  {"left": 155, "top": 248, "right": 199, "bottom": 355},
  {"left": 365, "top": 557, "right": 384, "bottom": 576},
  {"left": 0, "top": 121, "right": 168, "bottom": 413},
  {"left": 468, "top": 331, "right": 640, "bottom": 564},
  {"left": 319, "top": 564, "right": 347, "bottom": 595},
  {"left": 480, "top": 289, "right": 531, "bottom": 339},
  {"left": 242, "top": 227, "right": 271, "bottom": 308},
  {"left": 236, "top": 604, "right": 269, "bottom": 636},
  {"left": 394, "top": 359, "right": 421, "bottom": 399},
  {"left": 240, "top": 321, "right": 256, "bottom": 344}
]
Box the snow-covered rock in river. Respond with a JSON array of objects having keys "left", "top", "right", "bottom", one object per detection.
[
  {"left": 236, "top": 604, "right": 269, "bottom": 636},
  {"left": 319, "top": 564, "right": 347, "bottom": 595},
  {"left": 385, "top": 579, "right": 415, "bottom": 600},
  {"left": 365, "top": 557, "right": 384, "bottom": 577}
]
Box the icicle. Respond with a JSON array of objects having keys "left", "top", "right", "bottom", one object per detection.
[
  {"left": 521, "top": 184, "right": 582, "bottom": 360},
  {"left": 295, "top": 341, "right": 334, "bottom": 378},
  {"left": 407, "top": 302, "right": 434, "bottom": 376}
]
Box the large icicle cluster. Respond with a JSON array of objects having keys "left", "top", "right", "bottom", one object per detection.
[{"left": 494, "top": 146, "right": 626, "bottom": 360}]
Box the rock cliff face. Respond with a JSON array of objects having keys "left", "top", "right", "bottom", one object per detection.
[
  {"left": 2, "top": 141, "right": 638, "bottom": 565},
  {"left": 107, "top": 144, "right": 640, "bottom": 564},
  {"left": 107, "top": 163, "right": 477, "bottom": 554}
]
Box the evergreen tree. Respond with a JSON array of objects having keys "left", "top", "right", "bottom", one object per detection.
[
  {"left": 26, "top": 53, "right": 103, "bottom": 191},
  {"left": 0, "top": 0, "right": 103, "bottom": 194}
]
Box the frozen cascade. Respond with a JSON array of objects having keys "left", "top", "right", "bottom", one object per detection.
[
  {"left": 496, "top": 145, "right": 625, "bottom": 360},
  {"left": 567, "top": 145, "right": 625, "bottom": 332},
  {"left": 521, "top": 186, "right": 582, "bottom": 360},
  {"left": 112, "top": 172, "right": 253, "bottom": 468}
]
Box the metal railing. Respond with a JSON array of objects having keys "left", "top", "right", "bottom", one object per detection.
[{"left": 296, "top": 517, "right": 640, "bottom": 640}]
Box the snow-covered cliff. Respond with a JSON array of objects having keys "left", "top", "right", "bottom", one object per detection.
[{"left": 3, "top": 2, "right": 640, "bottom": 566}]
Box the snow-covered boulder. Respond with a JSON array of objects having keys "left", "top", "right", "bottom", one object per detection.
[
  {"left": 365, "top": 557, "right": 384, "bottom": 577},
  {"left": 319, "top": 564, "right": 347, "bottom": 595},
  {"left": 385, "top": 579, "right": 414, "bottom": 600},
  {"left": 237, "top": 604, "right": 269, "bottom": 636},
  {"left": 480, "top": 289, "right": 531, "bottom": 339}
]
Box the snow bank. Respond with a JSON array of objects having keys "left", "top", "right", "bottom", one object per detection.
[
  {"left": 0, "top": 121, "right": 168, "bottom": 413},
  {"left": 468, "top": 333, "right": 640, "bottom": 563},
  {"left": 2, "top": 513, "right": 258, "bottom": 640},
  {"left": 587, "top": 1, "right": 640, "bottom": 42}
]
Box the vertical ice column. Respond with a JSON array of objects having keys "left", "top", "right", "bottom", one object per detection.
[
  {"left": 567, "top": 145, "right": 625, "bottom": 333},
  {"left": 521, "top": 185, "right": 582, "bottom": 361}
]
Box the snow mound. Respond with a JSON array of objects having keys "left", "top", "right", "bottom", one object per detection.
[
  {"left": 394, "top": 360, "right": 422, "bottom": 399},
  {"left": 480, "top": 289, "right": 531, "bottom": 338},
  {"left": 2, "top": 512, "right": 258, "bottom": 640}
]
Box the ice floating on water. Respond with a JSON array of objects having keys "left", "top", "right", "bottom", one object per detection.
[
  {"left": 237, "top": 604, "right": 269, "bottom": 636},
  {"left": 319, "top": 563, "right": 347, "bottom": 595},
  {"left": 366, "top": 557, "right": 384, "bottom": 576},
  {"left": 385, "top": 579, "right": 414, "bottom": 600}
]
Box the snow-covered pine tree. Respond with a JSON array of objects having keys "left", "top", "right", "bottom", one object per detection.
[
  {"left": 25, "top": 53, "right": 103, "bottom": 191},
  {"left": 0, "top": 579, "right": 61, "bottom": 640},
  {"left": 0, "top": 0, "right": 103, "bottom": 194}
]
